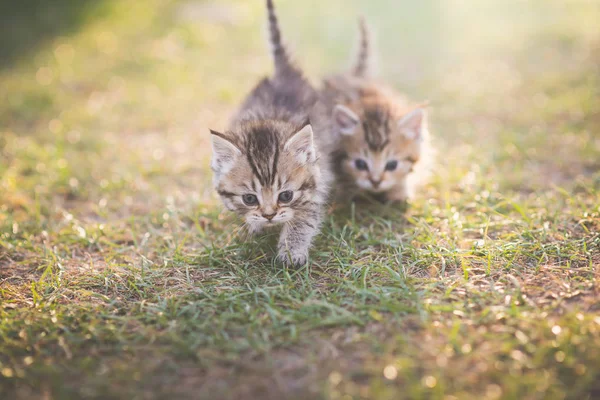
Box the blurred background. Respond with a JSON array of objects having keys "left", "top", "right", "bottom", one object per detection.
[{"left": 1, "top": 0, "right": 598, "bottom": 218}]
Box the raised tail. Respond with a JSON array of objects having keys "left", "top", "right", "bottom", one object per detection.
[
  {"left": 353, "top": 17, "right": 371, "bottom": 77},
  {"left": 266, "top": 0, "right": 295, "bottom": 78}
]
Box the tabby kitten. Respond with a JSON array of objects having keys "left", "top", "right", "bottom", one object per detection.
[
  {"left": 209, "top": 0, "right": 333, "bottom": 266},
  {"left": 318, "top": 19, "right": 431, "bottom": 202}
]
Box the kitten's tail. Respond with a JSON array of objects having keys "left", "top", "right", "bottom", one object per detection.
[
  {"left": 353, "top": 17, "right": 371, "bottom": 77},
  {"left": 266, "top": 0, "right": 295, "bottom": 78}
]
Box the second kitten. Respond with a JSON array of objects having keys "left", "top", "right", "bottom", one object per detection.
[{"left": 316, "top": 19, "right": 432, "bottom": 203}]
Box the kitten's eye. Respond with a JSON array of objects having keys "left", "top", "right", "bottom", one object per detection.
[
  {"left": 385, "top": 160, "right": 399, "bottom": 171},
  {"left": 242, "top": 194, "right": 259, "bottom": 206},
  {"left": 355, "top": 159, "right": 369, "bottom": 171},
  {"left": 278, "top": 190, "right": 293, "bottom": 203}
]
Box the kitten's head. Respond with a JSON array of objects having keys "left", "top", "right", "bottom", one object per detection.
[
  {"left": 333, "top": 104, "right": 427, "bottom": 193},
  {"left": 210, "top": 121, "right": 321, "bottom": 231}
]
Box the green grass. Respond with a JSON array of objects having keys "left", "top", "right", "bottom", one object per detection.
[{"left": 1, "top": 0, "right": 599, "bottom": 399}]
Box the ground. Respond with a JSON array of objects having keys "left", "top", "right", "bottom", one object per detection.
[{"left": 1, "top": 0, "right": 599, "bottom": 399}]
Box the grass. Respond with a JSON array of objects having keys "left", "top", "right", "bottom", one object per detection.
[{"left": 1, "top": 0, "right": 599, "bottom": 399}]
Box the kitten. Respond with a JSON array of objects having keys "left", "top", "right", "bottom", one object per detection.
[
  {"left": 209, "top": 0, "right": 333, "bottom": 266},
  {"left": 317, "top": 18, "right": 431, "bottom": 203}
]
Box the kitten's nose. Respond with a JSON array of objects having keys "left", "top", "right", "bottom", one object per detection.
[
  {"left": 263, "top": 212, "right": 277, "bottom": 221},
  {"left": 369, "top": 178, "right": 382, "bottom": 188}
]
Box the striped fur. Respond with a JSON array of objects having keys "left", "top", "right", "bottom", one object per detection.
[
  {"left": 362, "top": 106, "right": 391, "bottom": 151},
  {"left": 313, "top": 19, "right": 432, "bottom": 203},
  {"left": 210, "top": 0, "right": 335, "bottom": 266},
  {"left": 353, "top": 17, "right": 371, "bottom": 77},
  {"left": 266, "top": 0, "right": 297, "bottom": 79}
]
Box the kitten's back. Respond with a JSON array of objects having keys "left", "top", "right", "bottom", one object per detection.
[
  {"left": 231, "top": 0, "right": 317, "bottom": 129},
  {"left": 232, "top": 75, "right": 316, "bottom": 129}
]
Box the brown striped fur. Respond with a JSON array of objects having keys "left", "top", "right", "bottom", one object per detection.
[
  {"left": 314, "top": 19, "right": 432, "bottom": 202},
  {"left": 209, "top": 0, "right": 334, "bottom": 266},
  {"left": 353, "top": 17, "right": 371, "bottom": 77},
  {"left": 266, "top": 0, "right": 297, "bottom": 79}
]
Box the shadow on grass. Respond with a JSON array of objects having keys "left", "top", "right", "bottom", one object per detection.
[
  {"left": 0, "top": 0, "right": 108, "bottom": 69},
  {"left": 330, "top": 197, "right": 410, "bottom": 227}
]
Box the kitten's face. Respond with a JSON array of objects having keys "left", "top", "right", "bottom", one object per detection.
[
  {"left": 333, "top": 105, "right": 426, "bottom": 193},
  {"left": 210, "top": 123, "right": 319, "bottom": 232}
]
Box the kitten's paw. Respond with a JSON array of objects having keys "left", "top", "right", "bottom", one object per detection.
[{"left": 277, "top": 249, "right": 308, "bottom": 267}]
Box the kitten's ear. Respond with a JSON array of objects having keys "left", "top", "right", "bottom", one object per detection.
[
  {"left": 333, "top": 105, "right": 360, "bottom": 136},
  {"left": 210, "top": 130, "right": 241, "bottom": 173},
  {"left": 398, "top": 108, "right": 426, "bottom": 141},
  {"left": 284, "top": 124, "right": 316, "bottom": 164}
]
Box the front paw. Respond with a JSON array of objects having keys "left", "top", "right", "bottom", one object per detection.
[{"left": 277, "top": 249, "right": 308, "bottom": 267}]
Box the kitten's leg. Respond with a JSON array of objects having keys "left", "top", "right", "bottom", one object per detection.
[{"left": 277, "top": 211, "right": 322, "bottom": 266}]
